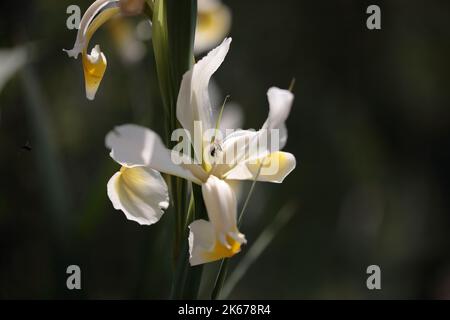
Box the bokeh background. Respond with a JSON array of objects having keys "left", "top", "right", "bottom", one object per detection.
[{"left": 1, "top": 0, "right": 450, "bottom": 299}]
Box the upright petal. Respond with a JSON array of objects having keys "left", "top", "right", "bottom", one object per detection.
[
  {"left": 262, "top": 87, "right": 294, "bottom": 149},
  {"left": 213, "top": 88, "right": 295, "bottom": 178},
  {"left": 177, "top": 38, "right": 232, "bottom": 139},
  {"left": 105, "top": 124, "right": 202, "bottom": 184},
  {"left": 107, "top": 166, "right": 169, "bottom": 225}
]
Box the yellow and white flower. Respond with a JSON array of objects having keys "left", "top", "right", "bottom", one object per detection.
[{"left": 105, "top": 38, "right": 296, "bottom": 265}]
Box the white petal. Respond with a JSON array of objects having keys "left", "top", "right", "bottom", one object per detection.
[
  {"left": 210, "top": 129, "right": 259, "bottom": 178},
  {"left": 189, "top": 175, "right": 248, "bottom": 266},
  {"left": 107, "top": 166, "right": 169, "bottom": 225},
  {"left": 63, "top": 0, "right": 119, "bottom": 59},
  {"left": 188, "top": 219, "right": 216, "bottom": 266},
  {"left": 224, "top": 151, "right": 296, "bottom": 183},
  {"left": 214, "top": 88, "right": 294, "bottom": 178},
  {"left": 202, "top": 175, "right": 237, "bottom": 235},
  {"left": 105, "top": 124, "right": 202, "bottom": 184},
  {"left": 188, "top": 218, "right": 246, "bottom": 266},
  {"left": 262, "top": 87, "right": 294, "bottom": 149},
  {"left": 177, "top": 38, "right": 231, "bottom": 138}
]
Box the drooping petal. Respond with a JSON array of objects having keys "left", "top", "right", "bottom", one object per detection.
[
  {"left": 224, "top": 151, "right": 296, "bottom": 183},
  {"left": 202, "top": 175, "right": 237, "bottom": 234},
  {"left": 63, "top": 0, "right": 120, "bottom": 59},
  {"left": 83, "top": 45, "right": 107, "bottom": 100},
  {"left": 195, "top": 0, "right": 232, "bottom": 54},
  {"left": 107, "top": 166, "right": 169, "bottom": 225},
  {"left": 105, "top": 124, "right": 202, "bottom": 184},
  {"left": 177, "top": 38, "right": 232, "bottom": 140},
  {"left": 188, "top": 219, "right": 215, "bottom": 266},
  {"left": 188, "top": 219, "right": 245, "bottom": 266},
  {"left": 64, "top": 3, "right": 120, "bottom": 100},
  {"left": 188, "top": 175, "right": 247, "bottom": 265}
]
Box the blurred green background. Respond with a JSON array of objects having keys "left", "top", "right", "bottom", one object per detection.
[{"left": 1, "top": 0, "right": 450, "bottom": 299}]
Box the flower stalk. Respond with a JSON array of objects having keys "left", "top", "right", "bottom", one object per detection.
[{"left": 151, "top": 0, "right": 201, "bottom": 298}]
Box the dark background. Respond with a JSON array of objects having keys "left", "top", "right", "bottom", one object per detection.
[{"left": 0, "top": 0, "right": 449, "bottom": 299}]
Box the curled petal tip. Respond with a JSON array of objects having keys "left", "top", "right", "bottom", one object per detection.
[{"left": 63, "top": 48, "right": 80, "bottom": 59}]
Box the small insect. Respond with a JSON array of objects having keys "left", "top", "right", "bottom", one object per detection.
[
  {"left": 21, "top": 141, "right": 32, "bottom": 151},
  {"left": 209, "top": 141, "right": 222, "bottom": 157}
]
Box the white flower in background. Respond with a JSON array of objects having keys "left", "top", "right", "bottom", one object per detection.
[
  {"left": 108, "top": 17, "right": 147, "bottom": 64},
  {"left": 105, "top": 38, "right": 296, "bottom": 266},
  {"left": 0, "top": 46, "right": 27, "bottom": 93},
  {"left": 195, "top": 0, "right": 231, "bottom": 55}
]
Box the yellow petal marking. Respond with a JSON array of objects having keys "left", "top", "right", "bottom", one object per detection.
[
  {"left": 203, "top": 235, "right": 242, "bottom": 262},
  {"left": 247, "top": 151, "right": 290, "bottom": 179}
]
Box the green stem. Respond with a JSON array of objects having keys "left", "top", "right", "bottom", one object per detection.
[{"left": 152, "top": 0, "right": 198, "bottom": 299}]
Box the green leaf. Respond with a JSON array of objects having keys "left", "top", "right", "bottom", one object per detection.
[{"left": 152, "top": 0, "right": 197, "bottom": 140}]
